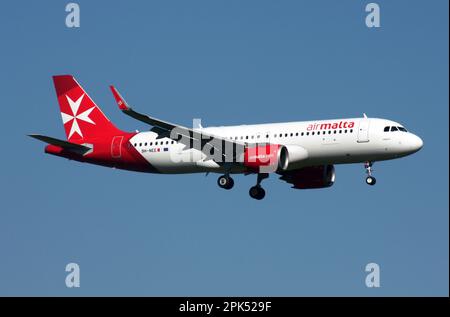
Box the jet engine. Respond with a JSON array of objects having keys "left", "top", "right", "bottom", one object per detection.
[
  {"left": 280, "top": 165, "right": 336, "bottom": 189},
  {"left": 243, "top": 144, "right": 309, "bottom": 172}
]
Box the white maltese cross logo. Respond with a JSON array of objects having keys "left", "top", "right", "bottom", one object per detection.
[{"left": 61, "top": 94, "right": 95, "bottom": 138}]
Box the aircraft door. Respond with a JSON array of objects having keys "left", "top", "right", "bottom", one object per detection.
[
  {"left": 357, "top": 120, "right": 370, "bottom": 143},
  {"left": 111, "top": 136, "right": 123, "bottom": 158}
]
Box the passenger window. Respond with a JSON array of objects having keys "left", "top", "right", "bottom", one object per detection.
[
  {"left": 150, "top": 142, "right": 153, "bottom": 146},
  {"left": 139, "top": 143, "right": 142, "bottom": 146},
  {"left": 290, "top": 133, "right": 293, "bottom": 137},
  {"left": 384, "top": 126, "right": 390, "bottom": 132},
  {"left": 306, "top": 132, "right": 310, "bottom": 136},
  {"left": 246, "top": 136, "right": 249, "bottom": 139},
  {"left": 134, "top": 143, "right": 137, "bottom": 147},
  {"left": 339, "top": 130, "right": 342, "bottom": 134},
  {"left": 328, "top": 131, "right": 331, "bottom": 134},
  {"left": 344, "top": 130, "right": 347, "bottom": 133},
  {"left": 350, "top": 129, "right": 353, "bottom": 133},
  {"left": 279, "top": 134, "right": 282, "bottom": 137},
  {"left": 391, "top": 126, "right": 398, "bottom": 132},
  {"left": 301, "top": 132, "right": 304, "bottom": 136}
]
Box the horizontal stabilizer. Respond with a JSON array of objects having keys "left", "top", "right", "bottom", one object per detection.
[{"left": 28, "top": 134, "right": 92, "bottom": 155}]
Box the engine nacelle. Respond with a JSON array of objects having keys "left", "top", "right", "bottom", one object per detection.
[
  {"left": 243, "top": 144, "right": 282, "bottom": 172},
  {"left": 278, "top": 145, "right": 309, "bottom": 171},
  {"left": 243, "top": 144, "right": 309, "bottom": 172},
  {"left": 281, "top": 165, "right": 336, "bottom": 189}
]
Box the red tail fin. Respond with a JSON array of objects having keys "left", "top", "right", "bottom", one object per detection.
[{"left": 53, "top": 75, "right": 122, "bottom": 142}]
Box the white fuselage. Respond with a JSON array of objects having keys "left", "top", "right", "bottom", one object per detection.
[{"left": 129, "top": 117, "right": 423, "bottom": 174}]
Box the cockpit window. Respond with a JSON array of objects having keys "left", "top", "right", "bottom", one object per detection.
[{"left": 385, "top": 125, "right": 407, "bottom": 132}]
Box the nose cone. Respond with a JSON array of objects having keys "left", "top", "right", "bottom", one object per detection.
[{"left": 409, "top": 134, "right": 423, "bottom": 153}]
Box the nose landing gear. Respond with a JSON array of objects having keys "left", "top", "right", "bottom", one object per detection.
[
  {"left": 364, "top": 162, "right": 376, "bottom": 185},
  {"left": 249, "top": 173, "right": 269, "bottom": 200}
]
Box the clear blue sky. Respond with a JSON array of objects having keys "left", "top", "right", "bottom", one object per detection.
[{"left": 0, "top": 0, "right": 448, "bottom": 296}]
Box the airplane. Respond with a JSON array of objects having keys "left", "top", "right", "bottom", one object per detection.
[{"left": 29, "top": 75, "right": 423, "bottom": 200}]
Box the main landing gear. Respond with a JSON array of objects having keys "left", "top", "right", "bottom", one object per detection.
[
  {"left": 249, "top": 173, "right": 269, "bottom": 200},
  {"left": 217, "top": 173, "right": 269, "bottom": 200},
  {"left": 217, "top": 175, "right": 234, "bottom": 190},
  {"left": 364, "top": 162, "right": 376, "bottom": 186}
]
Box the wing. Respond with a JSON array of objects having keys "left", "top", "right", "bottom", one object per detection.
[
  {"left": 28, "top": 134, "right": 92, "bottom": 155},
  {"left": 109, "top": 86, "right": 245, "bottom": 163}
]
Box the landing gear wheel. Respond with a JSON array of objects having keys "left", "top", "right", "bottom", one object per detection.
[
  {"left": 249, "top": 186, "right": 266, "bottom": 200},
  {"left": 217, "top": 175, "right": 234, "bottom": 190},
  {"left": 366, "top": 176, "right": 376, "bottom": 186},
  {"left": 364, "top": 162, "right": 376, "bottom": 186}
]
